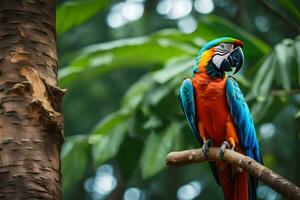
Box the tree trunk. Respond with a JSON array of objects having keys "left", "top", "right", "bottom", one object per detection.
[{"left": 0, "top": 0, "right": 64, "bottom": 199}]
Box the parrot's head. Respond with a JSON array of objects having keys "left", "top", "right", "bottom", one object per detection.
[{"left": 193, "top": 37, "right": 244, "bottom": 78}]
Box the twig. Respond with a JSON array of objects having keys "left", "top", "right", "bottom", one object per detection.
[
  {"left": 166, "top": 147, "right": 300, "bottom": 200},
  {"left": 258, "top": 0, "right": 300, "bottom": 33}
]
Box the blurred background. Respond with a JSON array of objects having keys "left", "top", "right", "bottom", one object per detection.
[{"left": 55, "top": 0, "right": 300, "bottom": 199}]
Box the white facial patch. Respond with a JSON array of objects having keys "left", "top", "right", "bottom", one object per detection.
[
  {"left": 212, "top": 54, "right": 228, "bottom": 69},
  {"left": 212, "top": 43, "right": 234, "bottom": 68}
]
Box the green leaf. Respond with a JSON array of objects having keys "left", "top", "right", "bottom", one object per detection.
[
  {"left": 249, "top": 53, "right": 274, "bottom": 98},
  {"left": 139, "top": 123, "right": 182, "bottom": 179},
  {"left": 90, "top": 122, "right": 128, "bottom": 167},
  {"left": 146, "top": 84, "right": 174, "bottom": 106},
  {"left": 249, "top": 37, "right": 300, "bottom": 100},
  {"left": 121, "top": 76, "right": 154, "bottom": 111},
  {"left": 258, "top": 55, "right": 277, "bottom": 98},
  {"left": 152, "top": 56, "right": 194, "bottom": 84},
  {"left": 151, "top": 29, "right": 205, "bottom": 48},
  {"left": 92, "top": 110, "right": 129, "bottom": 135},
  {"left": 89, "top": 110, "right": 129, "bottom": 167},
  {"left": 294, "top": 36, "right": 300, "bottom": 84},
  {"left": 116, "top": 135, "right": 144, "bottom": 180},
  {"left": 146, "top": 76, "right": 182, "bottom": 107},
  {"left": 275, "top": 39, "right": 293, "bottom": 90},
  {"left": 59, "top": 15, "right": 271, "bottom": 87},
  {"left": 251, "top": 96, "right": 274, "bottom": 122},
  {"left": 276, "top": 0, "right": 300, "bottom": 22},
  {"left": 61, "top": 135, "right": 89, "bottom": 192},
  {"left": 56, "top": 0, "right": 109, "bottom": 35},
  {"left": 295, "top": 110, "right": 300, "bottom": 118},
  {"left": 59, "top": 37, "right": 194, "bottom": 86},
  {"left": 143, "top": 115, "right": 162, "bottom": 130},
  {"left": 196, "top": 16, "right": 271, "bottom": 59}
]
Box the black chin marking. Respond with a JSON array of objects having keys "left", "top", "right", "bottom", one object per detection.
[
  {"left": 220, "top": 59, "right": 232, "bottom": 72},
  {"left": 206, "top": 60, "right": 225, "bottom": 79}
]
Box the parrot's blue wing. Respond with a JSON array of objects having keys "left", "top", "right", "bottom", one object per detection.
[
  {"left": 226, "top": 77, "right": 263, "bottom": 200},
  {"left": 179, "top": 78, "right": 220, "bottom": 185},
  {"left": 225, "top": 77, "right": 262, "bottom": 163},
  {"left": 178, "top": 78, "right": 202, "bottom": 145}
]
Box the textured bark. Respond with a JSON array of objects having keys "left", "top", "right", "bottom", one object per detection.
[
  {"left": 0, "top": 0, "right": 64, "bottom": 199},
  {"left": 166, "top": 148, "right": 300, "bottom": 200}
]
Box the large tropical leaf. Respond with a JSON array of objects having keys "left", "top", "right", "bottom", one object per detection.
[
  {"left": 294, "top": 36, "right": 300, "bottom": 84},
  {"left": 59, "top": 36, "right": 195, "bottom": 86},
  {"left": 121, "top": 75, "right": 154, "bottom": 112},
  {"left": 90, "top": 123, "right": 127, "bottom": 167},
  {"left": 139, "top": 123, "right": 183, "bottom": 179},
  {"left": 58, "top": 16, "right": 271, "bottom": 87},
  {"left": 152, "top": 56, "right": 194, "bottom": 84},
  {"left": 92, "top": 110, "right": 129, "bottom": 135},
  {"left": 248, "top": 36, "right": 300, "bottom": 100},
  {"left": 89, "top": 111, "right": 129, "bottom": 166},
  {"left": 196, "top": 16, "right": 271, "bottom": 59},
  {"left": 56, "top": 0, "right": 110, "bottom": 35},
  {"left": 276, "top": 0, "right": 300, "bottom": 22},
  {"left": 61, "top": 135, "right": 89, "bottom": 192}
]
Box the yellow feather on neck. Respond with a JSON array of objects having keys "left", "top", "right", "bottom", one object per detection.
[{"left": 198, "top": 48, "right": 214, "bottom": 72}]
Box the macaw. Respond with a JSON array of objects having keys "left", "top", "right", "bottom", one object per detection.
[{"left": 178, "top": 37, "right": 263, "bottom": 200}]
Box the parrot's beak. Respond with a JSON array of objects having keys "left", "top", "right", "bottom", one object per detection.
[
  {"left": 230, "top": 47, "right": 244, "bottom": 74},
  {"left": 220, "top": 46, "right": 244, "bottom": 74}
]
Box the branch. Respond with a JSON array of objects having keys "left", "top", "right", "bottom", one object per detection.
[{"left": 166, "top": 147, "right": 300, "bottom": 200}]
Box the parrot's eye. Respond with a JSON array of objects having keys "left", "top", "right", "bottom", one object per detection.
[
  {"left": 219, "top": 43, "right": 226, "bottom": 49},
  {"left": 217, "top": 43, "right": 233, "bottom": 52}
]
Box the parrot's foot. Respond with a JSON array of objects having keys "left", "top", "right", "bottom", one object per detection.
[
  {"left": 202, "top": 139, "right": 213, "bottom": 159},
  {"left": 220, "top": 141, "right": 230, "bottom": 160}
]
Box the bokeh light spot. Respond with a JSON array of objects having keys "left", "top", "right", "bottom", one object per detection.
[
  {"left": 84, "top": 177, "right": 95, "bottom": 193},
  {"left": 259, "top": 123, "right": 276, "bottom": 140},
  {"left": 178, "top": 16, "right": 197, "bottom": 34},
  {"left": 177, "top": 181, "right": 203, "bottom": 200},
  {"left": 194, "top": 0, "right": 214, "bottom": 14},
  {"left": 157, "top": 0, "right": 192, "bottom": 20},
  {"left": 156, "top": 0, "right": 172, "bottom": 15},
  {"left": 107, "top": 2, "right": 145, "bottom": 28},
  {"left": 255, "top": 16, "right": 271, "bottom": 33},
  {"left": 107, "top": 11, "right": 127, "bottom": 28},
  {"left": 84, "top": 164, "right": 117, "bottom": 199},
  {"left": 123, "top": 187, "right": 141, "bottom": 200},
  {"left": 93, "top": 174, "right": 117, "bottom": 195},
  {"left": 121, "top": 2, "right": 144, "bottom": 21}
]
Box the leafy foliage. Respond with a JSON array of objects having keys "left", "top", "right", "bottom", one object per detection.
[
  {"left": 56, "top": 0, "right": 110, "bottom": 35},
  {"left": 276, "top": 0, "right": 300, "bottom": 22},
  {"left": 61, "top": 135, "right": 89, "bottom": 191},
  {"left": 60, "top": 15, "right": 273, "bottom": 192},
  {"left": 57, "top": 0, "right": 300, "bottom": 199},
  {"left": 139, "top": 123, "right": 183, "bottom": 179},
  {"left": 248, "top": 36, "right": 300, "bottom": 121},
  {"left": 90, "top": 111, "right": 129, "bottom": 166}
]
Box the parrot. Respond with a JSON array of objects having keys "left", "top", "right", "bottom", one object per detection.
[{"left": 178, "top": 37, "right": 263, "bottom": 200}]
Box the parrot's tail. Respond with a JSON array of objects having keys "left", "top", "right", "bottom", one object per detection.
[{"left": 218, "top": 164, "right": 249, "bottom": 200}]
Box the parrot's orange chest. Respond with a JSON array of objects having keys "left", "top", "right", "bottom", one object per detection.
[{"left": 192, "top": 73, "right": 230, "bottom": 145}]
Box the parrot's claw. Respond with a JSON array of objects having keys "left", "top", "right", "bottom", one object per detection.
[
  {"left": 230, "top": 143, "right": 235, "bottom": 151},
  {"left": 202, "top": 139, "right": 213, "bottom": 159},
  {"left": 220, "top": 141, "right": 230, "bottom": 160}
]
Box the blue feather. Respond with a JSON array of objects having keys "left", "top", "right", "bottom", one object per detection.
[
  {"left": 178, "top": 78, "right": 202, "bottom": 145},
  {"left": 226, "top": 77, "right": 263, "bottom": 200}
]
